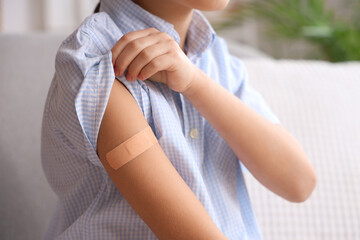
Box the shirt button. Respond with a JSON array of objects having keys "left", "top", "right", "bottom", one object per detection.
[{"left": 189, "top": 128, "right": 199, "bottom": 139}]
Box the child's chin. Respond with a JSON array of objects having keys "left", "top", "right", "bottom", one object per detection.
[{"left": 199, "top": 0, "right": 230, "bottom": 11}]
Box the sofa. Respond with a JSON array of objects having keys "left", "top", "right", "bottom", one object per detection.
[{"left": 0, "top": 33, "right": 359, "bottom": 240}]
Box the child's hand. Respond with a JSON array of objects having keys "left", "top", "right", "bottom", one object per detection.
[{"left": 111, "top": 28, "right": 197, "bottom": 93}]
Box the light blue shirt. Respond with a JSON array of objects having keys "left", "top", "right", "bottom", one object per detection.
[{"left": 41, "top": 0, "right": 281, "bottom": 239}]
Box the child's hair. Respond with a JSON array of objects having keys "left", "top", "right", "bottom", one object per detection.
[{"left": 94, "top": 2, "right": 101, "bottom": 13}]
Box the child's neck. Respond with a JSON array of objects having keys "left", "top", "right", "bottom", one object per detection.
[{"left": 132, "top": 0, "right": 193, "bottom": 52}]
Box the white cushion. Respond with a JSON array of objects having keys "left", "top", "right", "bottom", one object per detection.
[
  {"left": 0, "top": 33, "right": 64, "bottom": 240},
  {"left": 241, "top": 59, "right": 360, "bottom": 240}
]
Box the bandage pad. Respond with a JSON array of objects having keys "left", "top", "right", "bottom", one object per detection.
[{"left": 106, "top": 126, "right": 158, "bottom": 170}]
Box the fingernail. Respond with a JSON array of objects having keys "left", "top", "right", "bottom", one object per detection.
[
  {"left": 114, "top": 67, "right": 120, "bottom": 76},
  {"left": 126, "top": 73, "right": 133, "bottom": 81}
]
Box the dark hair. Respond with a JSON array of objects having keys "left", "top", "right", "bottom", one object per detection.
[{"left": 94, "top": 2, "right": 101, "bottom": 13}]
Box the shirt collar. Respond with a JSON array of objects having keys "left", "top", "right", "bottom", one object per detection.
[{"left": 100, "top": 0, "right": 215, "bottom": 58}]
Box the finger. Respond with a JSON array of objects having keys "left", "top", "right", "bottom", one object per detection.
[
  {"left": 138, "top": 54, "right": 173, "bottom": 81},
  {"left": 115, "top": 33, "right": 162, "bottom": 78},
  {"left": 126, "top": 42, "right": 171, "bottom": 81},
  {"left": 111, "top": 28, "right": 159, "bottom": 66}
]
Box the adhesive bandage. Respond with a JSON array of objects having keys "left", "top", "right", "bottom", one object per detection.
[{"left": 106, "top": 126, "right": 158, "bottom": 170}]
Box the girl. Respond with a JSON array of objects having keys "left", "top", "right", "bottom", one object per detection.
[{"left": 41, "top": 0, "right": 317, "bottom": 239}]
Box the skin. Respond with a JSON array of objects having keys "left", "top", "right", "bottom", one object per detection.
[
  {"left": 98, "top": 2, "right": 235, "bottom": 238},
  {"left": 111, "top": 0, "right": 317, "bottom": 202},
  {"left": 97, "top": 0, "right": 317, "bottom": 238},
  {"left": 97, "top": 78, "right": 229, "bottom": 239},
  {"left": 131, "top": 0, "right": 230, "bottom": 49}
]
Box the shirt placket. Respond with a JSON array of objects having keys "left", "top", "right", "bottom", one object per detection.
[{"left": 179, "top": 94, "right": 201, "bottom": 141}]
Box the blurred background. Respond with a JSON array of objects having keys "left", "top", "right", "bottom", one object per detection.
[
  {"left": 0, "top": 0, "right": 359, "bottom": 61},
  {"left": 1, "top": 1, "right": 359, "bottom": 240}
]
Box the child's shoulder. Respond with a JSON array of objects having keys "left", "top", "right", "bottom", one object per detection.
[
  {"left": 60, "top": 12, "right": 123, "bottom": 54},
  {"left": 209, "top": 35, "right": 235, "bottom": 60},
  {"left": 198, "top": 35, "right": 248, "bottom": 88},
  {"left": 205, "top": 35, "right": 246, "bottom": 71},
  {"left": 54, "top": 12, "right": 123, "bottom": 84}
]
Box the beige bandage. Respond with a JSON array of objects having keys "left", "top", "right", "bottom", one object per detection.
[{"left": 106, "top": 126, "right": 158, "bottom": 170}]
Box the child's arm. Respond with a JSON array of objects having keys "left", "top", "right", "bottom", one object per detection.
[
  {"left": 182, "top": 70, "right": 317, "bottom": 202},
  {"left": 96, "top": 79, "right": 229, "bottom": 240},
  {"left": 111, "top": 28, "right": 316, "bottom": 203}
]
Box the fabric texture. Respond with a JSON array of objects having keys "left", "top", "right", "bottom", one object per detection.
[{"left": 41, "top": 0, "right": 280, "bottom": 239}]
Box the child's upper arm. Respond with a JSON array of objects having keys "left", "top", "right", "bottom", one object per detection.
[{"left": 96, "top": 79, "right": 228, "bottom": 240}]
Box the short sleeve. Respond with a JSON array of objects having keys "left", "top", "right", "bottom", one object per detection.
[
  {"left": 54, "top": 26, "right": 152, "bottom": 168},
  {"left": 53, "top": 29, "right": 116, "bottom": 167}
]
